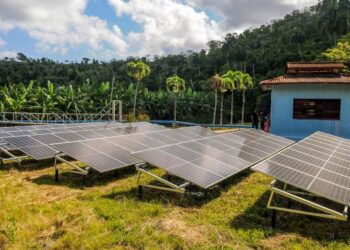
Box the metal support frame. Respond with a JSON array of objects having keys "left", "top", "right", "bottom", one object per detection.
[
  {"left": 267, "top": 180, "right": 348, "bottom": 223},
  {"left": 0, "top": 146, "right": 27, "bottom": 165},
  {"left": 53, "top": 154, "right": 89, "bottom": 182},
  {"left": 136, "top": 163, "right": 190, "bottom": 199}
]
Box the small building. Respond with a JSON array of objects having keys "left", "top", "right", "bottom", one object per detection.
[{"left": 261, "top": 62, "right": 350, "bottom": 140}]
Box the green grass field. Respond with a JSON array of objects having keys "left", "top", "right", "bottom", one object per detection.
[{"left": 0, "top": 159, "right": 350, "bottom": 249}]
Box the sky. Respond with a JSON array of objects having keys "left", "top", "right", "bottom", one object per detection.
[{"left": 0, "top": 0, "right": 318, "bottom": 61}]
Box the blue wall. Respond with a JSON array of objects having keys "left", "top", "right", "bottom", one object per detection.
[{"left": 271, "top": 84, "right": 350, "bottom": 140}]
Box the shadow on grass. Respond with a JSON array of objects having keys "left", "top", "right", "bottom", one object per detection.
[
  {"left": 31, "top": 166, "right": 137, "bottom": 189},
  {"left": 103, "top": 169, "right": 252, "bottom": 208},
  {"left": 0, "top": 158, "right": 55, "bottom": 172},
  {"left": 231, "top": 190, "right": 350, "bottom": 241}
]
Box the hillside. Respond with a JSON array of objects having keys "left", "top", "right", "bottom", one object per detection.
[{"left": 0, "top": 0, "right": 349, "bottom": 123}]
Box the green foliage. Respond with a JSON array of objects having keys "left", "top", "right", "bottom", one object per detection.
[
  {"left": 0, "top": 0, "right": 349, "bottom": 123},
  {"left": 323, "top": 33, "right": 350, "bottom": 64},
  {"left": 126, "top": 61, "right": 151, "bottom": 82}
]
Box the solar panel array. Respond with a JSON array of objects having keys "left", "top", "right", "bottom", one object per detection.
[
  {"left": 252, "top": 131, "right": 350, "bottom": 206},
  {"left": 133, "top": 128, "right": 294, "bottom": 189},
  {"left": 50, "top": 125, "right": 176, "bottom": 172},
  {"left": 0, "top": 122, "right": 165, "bottom": 160}
]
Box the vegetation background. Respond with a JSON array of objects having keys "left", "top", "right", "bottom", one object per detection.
[{"left": 0, "top": 0, "right": 349, "bottom": 124}]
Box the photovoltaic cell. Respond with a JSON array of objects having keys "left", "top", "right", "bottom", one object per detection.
[{"left": 252, "top": 131, "right": 350, "bottom": 206}]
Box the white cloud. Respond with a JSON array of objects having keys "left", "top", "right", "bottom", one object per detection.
[
  {"left": 188, "top": 0, "right": 318, "bottom": 32},
  {"left": 108, "top": 0, "right": 222, "bottom": 56},
  {"left": 0, "top": 0, "right": 128, "bottom": 57},
  {"left": 0, "top": 0, "right": 319, "bottom": 59},
  {"left": 0, "top": 50, "right": 17, "bottom": 59}
]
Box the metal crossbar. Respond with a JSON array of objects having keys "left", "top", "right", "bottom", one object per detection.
[
  {"left": 267, "top": 180, "right": 348, "bottom": 222},
  {"left": 53, "top": 154, "right": 89, "bottom": 182},
  {"left": 0, "top": 146, "right": 25, "bottom": 165},
  {"left": 136, "top": 163, "right": 190, "bottom": 199},
  {"left": 0, "top": 100, "right": 123, "bottom": 124}
]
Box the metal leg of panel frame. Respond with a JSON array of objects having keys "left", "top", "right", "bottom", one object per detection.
[
  {"left": 54, "top": 154, "right": 88, "bottom": 182},
  {"left": 267, "top": 180, "right": 348, "bottom": 221},
  {"left": 54, "top": 157, "right": 59, "bottom": 182},
  {"left": 0, "top": 149, "right": 2, "bottom": 167},
  {"left": 0, "top": 147, "right": 22, "bottom": 165},
  {"left": 136, "top": 164, "right": 189, "bottom": 198}
]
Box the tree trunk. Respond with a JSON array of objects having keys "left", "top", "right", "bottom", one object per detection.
[
  {"left": 230, "top": 91, "right": 234, "bottom": 124},
  {"left": 213, "top": 89, "right": 217, "bottom": 124},
  {"left": 174, "top": 95, "right": 177, "bottom": 121},
  {"left": 220, "top": 93, "right": 224, "bottom": 125},
  {"left": 109, "top": 74, "right": 115, "bottom": 104},
  {"left": 333, "top": 31, "right": 337, "bottom": 46},
  {"left": 241, "top": 88, "right": 246, "bottom": 125},
  {"left": 132, "top": 81, "right": 139, "bottom": 117}
]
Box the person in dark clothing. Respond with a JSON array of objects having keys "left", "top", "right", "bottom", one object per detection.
[
  {"left": 251, "top": 109, "right": 259, "bottom": 129},
  {"left": 259, "top": 111, "right": 265, "bottom": 131}
]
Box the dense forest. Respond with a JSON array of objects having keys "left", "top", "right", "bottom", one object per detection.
[{"left": 0, "top": 0, "right": 349, "bottom": 124}]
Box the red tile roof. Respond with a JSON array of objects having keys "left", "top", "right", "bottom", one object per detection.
[
  {"left": 287, "top": 62, "right": 344, "bottom": 73},
  {"left": 261, "top": 62, "right": 349, "bottom": 88},
  {"left": 261, "top": 74, "right": 350, "bottom": 88}
]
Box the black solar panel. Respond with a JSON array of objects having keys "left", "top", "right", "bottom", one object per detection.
[
  {"left": 52, "top": 142, "right": 133, "bottom": 172},
  {"left": 19, "top": 145, "right": 57, "bottom": 160},
  {"left": 106, "top": 137, "right": 147, "bottom": 152},
  {"left": 252, "top": 131, "right": 350, "bottom": 206},
  {"left": 31, "top": 129, "right": 53, "bottom": 135},
  {"left": 55, "top": 132, "right": 86, "bottom": 141},
  {"left": 133, "top": 128, "right": 294, "bottom": 189},
  {"left": 3, "top": 136, "right": 42, "bottom": 148},
  {"left": 9, "top": 131, "right": 33, "bottom": 136},
  {"left": 32, "top": 134, "right": 66, "bottom": 144}
]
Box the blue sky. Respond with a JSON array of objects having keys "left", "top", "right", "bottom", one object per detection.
[{"left": 0, "top": 0, "right": 317, "bottom": 61}]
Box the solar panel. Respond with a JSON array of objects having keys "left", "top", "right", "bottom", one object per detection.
[
  {"left": 3, "top": 136, "right": 42, "bottom": 148},
  {"left": 82, "top": 139, "right": 141, "bottom": 166},
  {"left": 55, "top": 132, "right": 86, "bottom": 141},
  {"left": 133, "top": 128, "right": 294, "bottom": 189},
  {"left": 9, "top": 131, "right": 33, "bottom": 136},
  {"left": 19, "top": 145, "right": 57, "bottom": 160},
  {"left": 51, "top": 141, "right": 138, "bottom": 172},
  {"left": 31, "top": 129, "right": 53, "bottom": 135},
  {"left": 252, "top": 131, "right": 350, "bottom": 206},
  {"left": 32, "top": 134, "right": 66, "bottom": 144}
]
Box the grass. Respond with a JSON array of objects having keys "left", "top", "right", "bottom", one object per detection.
[{"left": 0, "top": 159, "right": 350, "bottom": 249}]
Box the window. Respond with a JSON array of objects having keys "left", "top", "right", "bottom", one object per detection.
[{"left": 293, "top": 99, "right": 340, "bottom": 120}]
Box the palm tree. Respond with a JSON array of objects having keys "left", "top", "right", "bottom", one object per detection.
[
  {"left": 166, "top": 75, "right": 186, "bottom": 121},
  {"left": 222, "top": 70, "right": 241, "bottom": 124},
  {"left": 208, "top": 74, "right": 223, "bottom": 124},
  {"left": 317, "top": 0, "right": 349, "bottom": 45},
  {"left": 237, "top": 73, "right": 254, "bottom": 125},
  {"left": 126, "top": 61, "right": 151, "bottom": 116}
]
